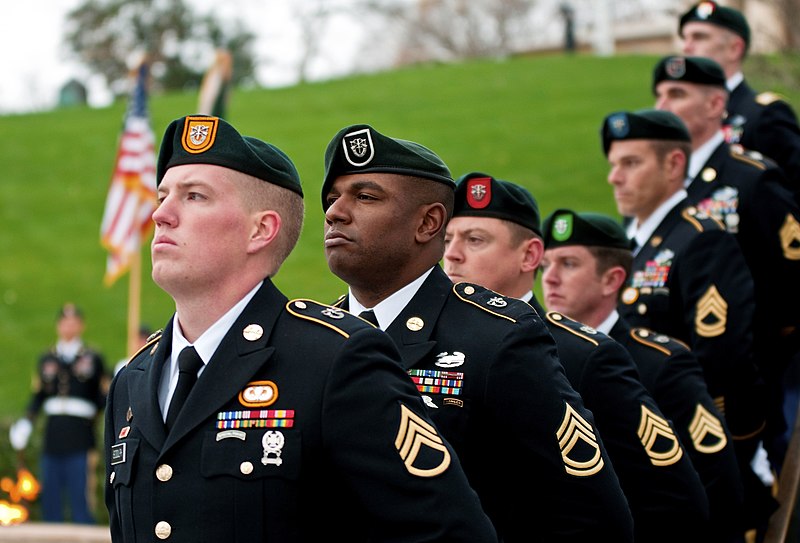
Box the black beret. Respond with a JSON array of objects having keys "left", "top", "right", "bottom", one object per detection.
[
  {"left": 600, "top": 109, "right": 691, "bottom": 156},
  {"left": 58, "top": 303, "right": 84, "bottom": 320},
  {"left": 652, "top": 55, "right": 727, "bottom": 92},
  {"left": 156, "top": 115, "right": 302, "bottom": 196},
  {"left": 321, "top": 124, "right": 453, "bottom": 209},
  {"left": 453, "top": 173, "right": 542, "bottom": 236},
  {"left": 679, "top": 1, "right": 750, "bottom": 49},
  {"left": 542, "top": 209, "right": 632, "bottom": 251}
]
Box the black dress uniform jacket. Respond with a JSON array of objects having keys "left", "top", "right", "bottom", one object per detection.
[
  {"left": 105, "top": 279, "right": 498, "bottom": 543},
  {"left": 618, "top": 204, "right": 774, "bottom": 531},
  {"left": 335, "top": 267, "right": 634, "bottom": 542},
  {"left": 611, "top": 318, "right": 745, "bottom": 541},
  {"left": 686, "top": 141, "right": 800, "bottom": 465},
  {"left": 618, "top": 204, "right": 763, "bottom": 442},
  {"left": 30, "top": 345, "right": 107, "bottom": 455},
  {"left": 724, "top": 80, "right": 800, "bottom": 196},
  {"left": 538, "top": 308, "right": 709, "bottom": 542}
]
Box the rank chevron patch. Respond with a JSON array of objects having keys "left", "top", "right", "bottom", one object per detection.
[
  {"left": 556, "top": 403, "right": 605, "bottom": 477},
  {"left": 637, "top": 405, "right": 683, "bottom": 466},
  {"left": 780, "top": 213, "right": 800, "bottom": 260},
  {"left": 689, "top": 404, "right": 728, "bottom": 454},
  {"left": 394, "top": 404, "right": 451, "bottom": 477},
  {"left": 695, "top": 285, "right": 727, "bottom": 338}
]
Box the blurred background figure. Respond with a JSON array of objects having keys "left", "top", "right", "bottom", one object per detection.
[{"left": 9, "top": 303, "right": 109, "bottom": 524}]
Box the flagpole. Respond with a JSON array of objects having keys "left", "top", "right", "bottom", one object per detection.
[{"left": 127, "top": 245, "right": 143, "bottom": 356}]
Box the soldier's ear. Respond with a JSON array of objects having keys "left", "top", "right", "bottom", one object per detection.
[
  {"left": 416, "top": 202, "right": 447, "bottom": 243},
  {"left": 603, "top": 266, "right": 628, "bottom": 297}
]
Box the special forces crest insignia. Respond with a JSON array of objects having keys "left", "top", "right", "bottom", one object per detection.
[{"left": 342, "top": 128, "right": 375, "bottom": 167}]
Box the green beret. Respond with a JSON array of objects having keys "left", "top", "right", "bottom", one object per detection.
[
  {"left": 321, "top": 124, "right": 453, "bottom": 209},
  {"left": 679, "top": 1, "right": 750, "bottom": 50},
  {"left": 453, "top": 173, "right": 542, "bottom": 236},
  {"left": 57, "top": 303, "right": 83, "bottom": 320},
  {"left": 600, "top": 109, "right": 690, "bottom": 156},
  {"left": 156, "top": 115, "right": 302, "bottom": 196},
  {"left": 542, "top": 209, "right": 632, "bottom": 251},
  {"left": 652, "top": 55, "right": 726, "bottom": 92}
]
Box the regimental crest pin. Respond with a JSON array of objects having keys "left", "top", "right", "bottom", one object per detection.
[{"left": 342, "top": 128, "right": 375, "bottom": 167}]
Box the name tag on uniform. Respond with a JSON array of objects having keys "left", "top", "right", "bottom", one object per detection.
[{"left": 111, "top": 443, "right": 127, "bottom": 465}]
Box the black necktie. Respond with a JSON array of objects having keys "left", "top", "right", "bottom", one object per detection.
[
  {"left": 358, "top": 310, "right": 379, "bottom": 327},
  {"left": 166, "top": 346, "right": 203, "bottom": 431}
]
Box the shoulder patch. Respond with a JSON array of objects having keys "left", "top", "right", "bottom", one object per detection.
[
  {"left": 286, "top": 299, "right": 370, "bottom": 338},
  {"left": 629, "top": 327, "right": 688, "bottom": 356},
  {"left": 729, "top": 144, "right": 767, "bottom": 170},
  {"left": 756, "top": 91, "right": 783, "bottom": 106},
  {"left": 452, "top": 282, "right": 530, "bottom": 323},
  {"left": 546, "top": 312, "right": 600, "bottom": 346},
  {"left": 681, "top": 206, "right": 725, "bottom": 232}
]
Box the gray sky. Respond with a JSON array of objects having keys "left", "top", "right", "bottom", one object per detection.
[{"left": 0, "top": 0, "right": 364, "bottom": 115}]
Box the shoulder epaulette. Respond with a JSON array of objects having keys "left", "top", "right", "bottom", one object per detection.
[
  {"left": 546, "top": 312, "right": 600, "bottom": 346},
  {"left": 331, "top": 294, "right": 346, "bottom": 308},
  {"left": 729, "top": 144, "right": 767, "bottom": 170},
  {"left": 629, "top": 327, "right": 689, "bottom": 356},
  {"left": 681, "top": 206, "right": 725, "bottom": 232},
  {"left": 286, "top": 298, "right": 371, "bottom": 338},
  {"left": 756, "top": 91, "right": 784, "bottom": 106},
  {"left": 452, "top": 282, "right": 531, "bottom": 323},
  {"left": 124, "top": 330, "right": 163, "bottom": 367}
]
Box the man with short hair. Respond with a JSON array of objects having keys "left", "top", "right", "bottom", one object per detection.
[
  {"left": 678, "top": 0, "right": 800, "bottom": 194},
  {"left": 602, "top": 107, "right": 774, "bottom": 533},
  {"left": 540, "top": 208, "right": 745, "bottom": 542},
  {"left": 322, "top": 123, "right": 634, "bottom": 541},
  {"left": 652, "top": 54, "right": 800, "bottom": 472},
  {"left": 104, "top": 115, "right": 500, "bottom": 542},
  {"left": 444, "top": 173, "right": 714, "bottom": 542}
]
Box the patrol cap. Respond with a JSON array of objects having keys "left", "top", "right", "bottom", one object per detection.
[
  {"left": 543, "top": 209, "right": 632, "bottom": 250},
  {"left": 156, "top": 115, "right": 302, "bottom": 196},
  {"left": 679, "top": 1, "right": 750, "bottom": 50},
  {"left": 453, "top": 173, "right": 542, "bottom": 236},
  {"left": 57, "top": 303, "right": 84, "bottom": 320},
  {"left": 321, "top": 123, "right": 453, "bottom": 209},
  {"left": 600, "top": 109, "right": 691, "bottom": 156},
  {"left": 652, "top": 55, "right": 727, "bottom": 92}
]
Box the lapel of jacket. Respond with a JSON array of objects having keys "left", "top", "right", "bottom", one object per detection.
[
  {"left": 633, "top": 203, "right": 685, "bottom": 265},
  {"left": 384, "top": 267, "right": 450, "bottom": 370},
  {"left": 162, "top": 281, "right": 283, "bottom": 451},
  {"left": 126, "top": 319, "right": 173, "bottom": 452},
  {"left": 687, "top": 141, "right": 728, "bottom": 201}
]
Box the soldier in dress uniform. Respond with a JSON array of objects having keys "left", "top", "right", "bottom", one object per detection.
[
  {"left": 443, "top": 173, "right": 710, "bottom": 542},
  {"left": 9, "top": 303, "right": 108, "bottom": 524},
  {"left": 540, "top": 209, "right": 746, "bottom": 542},
  {"left": 322, "top": 124, "right": 634, "bottom": 541},
  {"left": 601, "top": 108, "right": 775, "bottom": 534},
  {"left": 678, "top": 0, "right": 800, "bottom": 196},
  {"left": 104, "top": 115, "right": 499, "bottom": 543},
  {"left": 652, "top": 54, "right": 800, "bottom": 475}
]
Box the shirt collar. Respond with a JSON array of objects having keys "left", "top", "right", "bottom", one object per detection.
[
  {"left": 171, "top": 281, "right": 262, "bottom": 368},
  {"left": 348, "top": 267, "right": 435, "bottom": 330},
  {"left": 595, "top": 310, "right": 619, "bottom": 335},
  {"left": 727, "top": 71, "right": 744, "bottom": 92},
  {"left": 688, "top": 130, "right": 725, "bottom": 182},
  {"left": 627, "top": 189, "right": 688, "bottom": 254}
]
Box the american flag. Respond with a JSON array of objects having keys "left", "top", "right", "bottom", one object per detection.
[{"left": 100, "top": 61, "right": 157, "bottom": 286}]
